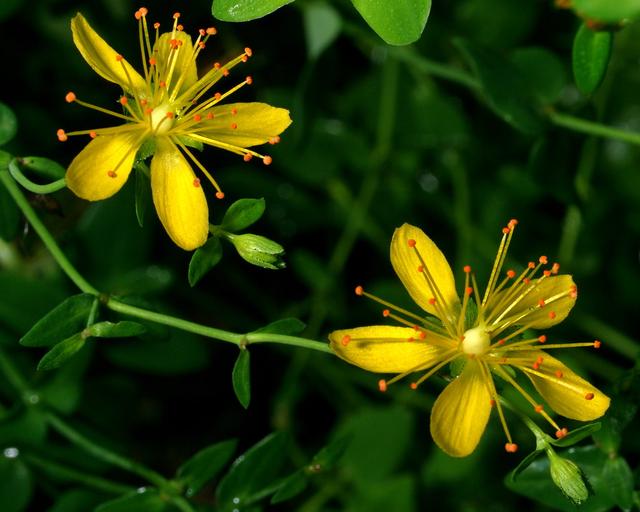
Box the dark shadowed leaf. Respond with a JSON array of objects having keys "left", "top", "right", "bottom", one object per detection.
[
  {"left": 95, "top": 489, "right": 168, "bottom": 512},
  {"left": 37, "top": 333, "right": 86, "bottom": 371},
  {"left": 303, "top": 2, "right": 342, "bottom": 58},
  {"left": 251, "top": 318, "right": 306, "bottom": 335},
  {"left": 232, "top": 349, "right": 251, "bottom": 409},
  {"left": 270, "top": 471, "right": 307, "bottom": 504},
  {"left": 0, "top": 452, "right": 33, "bottom": 512},
  {"left": 176, "top": 439, "right": 238, "bottom": 497},
  {"left": 510, "top": 47, "right": 567, "bottom": 104},
  {"left": 188, "top": 237, "right": 223, "bottom": 287},
  {"left": 602, "top": 456, "right": 633, "bottom": 510},
  {"left": 134, "top": 167, "right": 150, "bottom": 228},
  {"left": 0, "top": 102, "right": 17, "bottom": 146}
]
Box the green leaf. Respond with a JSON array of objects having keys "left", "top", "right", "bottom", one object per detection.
[
  {"left": 216, "top": 432, "right": 288, "bottom": 511},
  {"left": 309, "top": 435, "right": 350, "bottom": 472},
  {"left": 509, "top": 449, "right": 543, "bottom": 482},
  {"left": 87, "top": 321, "right": 147, "bottom": 338},
  {"left": 251, "top": 318, "right": 306, "bottom": 335},
  {"left": 455, "top": 39, "right": 545, "bottom": 135},
  {"left": 572, "top": 24, "right": 612, "bottom": 96},
  {"left": 270, "top": 471, "right": 307, "bottom": 504},
  {"left": 212, "top": 0, "right": 295, "bottom": 22},
  {"left": 303, "top": 2, "right": 342, "bottom": 59},
  {"left": 601, "top": 456, "right": 634, "bottom": 510},
  {"left": 19, "top": 156, "right": 66, "bottom": 180},
  {"left": 0, "top": 166, "right": 20, "bottom": 240},
  {"left": 0, "top": 453, "right": 32, "bottom": 512},
  {"left": 232, "top": 349, "right": 251, "bottom": 409},
  {"left": 188, "top": 237, "right": 223, "bottom": 287},
  {"left": 39, "top": 349, "right": 91, "bottom": 414},
  {"left": 0, "top": 408, "right": 48, "bottom": 446},
  {"left": 550, "top": 422, "right": 601, "bottom": 447},
  {"left": 20, "top": 294, "right": 95, "bottom": 347},
  {"left": 510, "top": 47, "right": 567, "bottom": 104},
  {"left": 37, "top": 333, "right": 86, "bottom": 371},
  {"left": 0, "top": 102, "right": 17, "bottom": 146},
  {"left": 176, "top": 439, "right": 238, "bottom": 497},
  {"left": 95, "top": 489, "right": 168, "bottom": 512},
  {"left": 48, "top": 489, "right": 104, "bottom": 512},
  {"left": 573, "top": 0, "right": 640, "bottom": 22},
  {"left": 220, "top": 198, "right": 266, "bottom": 233},
  {"left": 351, "top": 0, "right": 431, "bottom": 45},
  {"left": 134, "top": 167, "right": 150, "bottom": 228}
]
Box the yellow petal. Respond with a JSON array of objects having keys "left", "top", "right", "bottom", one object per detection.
[
  {"left": 154, "top": 32, "right": 198, "bottom": 97},
  {"left": 66, "top": 131, "right": 143, "bottom": 201},
  {"left": 430, "top": 360, "right": 492, "bottom": 457},
  {"left": 489, "top": 275, "right": 576, "bottom": 329},
  {"left": 520, "top": 350, "right": 610, "bottom": 421},
  {"left": 329, "top": 325, "right": 453, "bottom": 373},
  {"left": 150, "top": 138, "right": 208, "bottom": 250},
  {"left": 390, "top": 224, "right": 460, "bottom": 320},
  {"left": 71, "top": 13, "right": 146, "bottom": 93},
  {"left": 199, "top": 103, "right": 292, "bottom": 148}
]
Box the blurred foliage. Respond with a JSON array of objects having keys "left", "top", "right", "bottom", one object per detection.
[{"left": 1, "top": 0, "right": 640, "bottom": 510}]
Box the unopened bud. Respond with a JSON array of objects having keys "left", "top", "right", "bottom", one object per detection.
[
  {"left": 228, "top": 233, "right": 285, "bottom": 270},
  {"left": 548, "top": 451, "right": 589, "bottom": 505}
]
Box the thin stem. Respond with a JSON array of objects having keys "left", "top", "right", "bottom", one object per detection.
[
  {"left": 8, "top": 159, "right": 66, "bottom": 194},
  {"left": 0, "top": 346, "right": 31, "bottom": 396},
  {"left": 573, "top": 313, "right": 639, "bottom": 360},
  {"left": 45, "top": 412, "right": 169, "bottom": 489},
  {"left": 548, "top": 111, "right": 640, "bottom": 146},
  {"left": 0, "top": 165, "right": 99, "bottom": 295},
  {"left": 246, "top": 332, "right": 333, "bottom": 354},
  {"left": 23, "top": 452, "right": 135, "bottom": 495}
]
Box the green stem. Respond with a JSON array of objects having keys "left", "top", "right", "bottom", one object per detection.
[
  {"left": 0, "top": 164, "right": 98, "bottom": 295},
  {"left": 574, "top": 313, "right": 639, "bottom": 360},
  {"left": 23, "top": 452, "right": 135, "bottom": 495},
  {"left": 0, "top": 346, "right": 31, "bottom": 397},
  {"left": 8, "top": 159, "right": 66, "bottom": 194},
  {"left": 246, "top": 332, "right": 332, "bottom": 353},
  {"left": 548, "top": 111, "right": 640, "bottom": 146},
  {"left": 45, "top": 412, "right": 169, "bottom": 489}
]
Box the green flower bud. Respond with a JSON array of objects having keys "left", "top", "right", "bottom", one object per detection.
[
  {"left": 227, "top": 233, "right": 286, "bottom": 270},
  {"left": 548, "top": 450, "right": 590, "bottom": 505}
]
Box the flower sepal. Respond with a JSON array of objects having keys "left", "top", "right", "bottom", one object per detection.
[
  {"left": 226, "top": 233, "right": 286, "bottom": 270},
  {"left": 547, "top": 449, "right": 591, "bottom": 505}
]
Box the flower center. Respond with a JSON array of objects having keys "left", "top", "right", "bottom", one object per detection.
[
  {"left": 150, "top": 103, "right": 175, "bottom": 135},
  {"left": 461, "top": 326, "right": 490, "bottom": 355}
]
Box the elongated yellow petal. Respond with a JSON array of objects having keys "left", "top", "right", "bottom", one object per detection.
[
  {"left": 71, "top": 13, "right": 145, "bottom": 93},
  {"left": 154, "top": 32, "right": 198, "bottom": 97},
  {"left": 390, "top": 224, "right": 460, "bottom": 320},
  {"left": 490, "top": 275, "right": 576, "bottom": 329},
  {"left": 430, "top": 360, "right": 491, "bottom": 457},
  {"left": 329, "top": 326, "right": 453, "bottom": 373},
  {"left": 66, "top": 131, "right": 143, "bottom": 201},
  {"left": 150, "top": 138, "right": 208, "bottom": 251},
  {"left": 199, "top": 103, "right": 292, "bottom": 148},
  {"left": 520, "top": 350, "right": 610, "bottom": 421}
]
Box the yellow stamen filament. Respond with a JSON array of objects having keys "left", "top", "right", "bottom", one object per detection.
[
  {"left": 174, "top": 139, "right": 222, "bottom": 194},
  {"left": 479, "top": 361, "right": 513, "bottom": 444}
]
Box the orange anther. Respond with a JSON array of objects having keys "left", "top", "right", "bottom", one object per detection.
[
  {"left": 214, "top": 92, "right": 222, "bottom": 100},
  {"left": 177, "top": 25, "right": 184, "bottom": 32},
  {"left": 215, "top": 191, "right": 225, "bottom": 199},
  {"left": 593, "top": 340, "right": 601, "bottom": 349},
  {"left": 140, "top": 99, "right": 148, "bottom": 106},
  {"left": 428, "top": 298, "right": 436, "bottom": 305},
  {"left": 244, "top": 47, "right": 253, "bottom": 57},
  {"left": 115, "top": 54, "right": 123, "bottom": 62},
  {"left": 159, "top": 81, "right": 166, "bottom": 88},
  {"left": 355, "top": 286, "right": 364, "bottom": 296},
  {"left": 149, "top": 57, "right": 157, "bottom": 66},
  {"left": 89, "top": 131, "right": 97, "bottom": 139},
  {"left": 548, "top": 311, "right": 556, "bottom": 320},
  {"left": 538, "top": 299, "right": 546, "bottom": 307},
  {"left": 198, "top": 42, "right": 206, "bottom": 49},
  {"left": 407, "top": 337, "right": 414, "bottom": 342},
  {"left": 145, "top": 107, "right": 153, "bottom": 115},
  {"left": 378, "top": 380, "right": 387, "bottom": 393},
  {"left": 199, "top": 29, "right": 206, "bottom": 36},
  {"left": 507, "top": 270, "right": 515, "bottom": 278},
  {"left": 382, "top": 309, "right": 390, "bottom": 317},
  {"left": 206, "top": 112, "right": 214, "bottom": 120},
  {"left": 410, "top": 383, "right": 418, "bottom": 390},
  {"left": 263, "top": 156, "right": 273, "bottom": 165},
  {"left": 533, "top": 362, "right": 540, "bottom": 370},
  {"left": 417, "top": 265, "right": 424, "bottom": 273},
  {"left": 551, "top": 263, "right": 560, "bottom": 274},
  {"left": 269, "top": 136, "right": 281, "bottom": 145},
  {"left": 505, "top": 443, "right": 518, "bottom": 453},
  {"left": 241, "top": 55, "right": 248, "bottom": 63},
  {"left": 523, "top": 278, "right": 531, "bottom": 285},
  {"left": 490, "top": 399, "right": 496, "bottom": 407},
  {"left": 555, "top": 370, "right": 563, "bottom": 378},
  {"left": 134, "top": 10, "right": 142, "bottom": 20},
  {"left": 214, "top": 62, "right": 221, "bottom": 70},
  {"left": 539, "top": 255, "right": 548, "bottom": 264},
  {"left": 418, "top": 331, "right": 426, "bottom": 340},
  {"left": 407, "top": 239, "right": 416, "bottom": 248},
  {"left": 246, "top": 76, "right": 253, "bottom": 85},
  {"left": 528, "top": 261, "right": 535, "bottom": 269},
  {"left": 465, "top": 287, "right": 473, "bottom": 296},
  {"left": 538, "top": 335, "right": 547, "bottom": 343},
  {"left": 173, "top": 11, "right": 181, "bottom": 18},
  {"left": 502, "top": 227, "right": 510, "bottom": 234},
  {"left": 463, "top": 265, "right": 471, "bottom": 273},
  {"left": 243, "top": 154, "right": 252, "bottom": 162},
  {"left": 222, "top": 68, "right": 230, "bottom": 77},
  {"left": 508, "top": 218, "right": 518, "bottom": 227},
  {"left": 166, "top": 112, "right": 174, "bottom": 119},
  {"left": 206, "top": 27, "right": 217, "bottom": 35},
  {"left": 585, "top": 392, "right": 594, "bottom": 400},
  {"left": 193, "top": 178, "right": 200, "bottom": 188},
  {"left": 555, "top": 428, "right": 569, "bottom": 439},
  {"left": 56, "top": 129, "right": 67, "bottom": 142},
  {"left": 193, "top": 114, "right": 202, "bottom": 122},
  {"left": 107, "top": 170, "right": 117, "bottom": 178},
  {"left": 534, "top": 405, "right": 544, "bottom": 413},
  {"left": 231, "top": 108, "right": 238, "bottom": 115},
  {"left": 139, "top": 7, "right": 148, "bottom": 16},
  {"left": 153, "top": 22, "right": 160, "bottom": 29},
  {"left": 119, "top": 97, "right": 128, "bottom": 105},
  {"left": 543, "top": 270, "right": 551, "bottom": 277},
  {"left": 65, "top": 92, "right": 76, "bottom": 103},
  {"left": 497, "top": 339, "right": 505, "bottom": 346},
  {"left": 341, "top": 335, "right": 350, "bottom": 347}
]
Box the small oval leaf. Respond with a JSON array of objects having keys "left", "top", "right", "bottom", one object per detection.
[
  {"left": 252, "top": 318, "right": 306, "bottom": 335},
  {"left": 270, "top": 471, "right": 307, "bottom": 504},
  {"left": 37, "top": 334, "right": 86, "bottom": 371},
  {"left": 177, "top": 439, "right": 238, "bottom": 496},
  {"left": 303, "top": 2, "right": 342, "bottom": 59},
  {"left": 188, "top": 237, "right": 223, "bottom": 287},
  {"left": 232, "top": 350, "right": 251, "bottom": 409},
  {"left": 351, "top": 0, "right": 431, "bottom": 46},
  {"left": 572, "top": 24, "right": 612, "bottom": 95},
  {"left": 0, "top": 102, "right": 17, "bottom": 146},
  {"left": 573, "top": 0, "right": 640, "bottom": 23},
  {"left": 221, "top": 198, "right": 266, "bottom": 233},
  {"left": 212, "top": 0, "right": 295, "bottom": 22},
  {"left": 87, "top": 321, "right": 147, "bottom": 338},
  {"left": 20, "top": 294, "right": 95, "bottom": 347},
  {"left": 134, "top": 167, "right": 150, "bottom": 228}
]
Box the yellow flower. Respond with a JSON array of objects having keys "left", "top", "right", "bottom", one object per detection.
[
  {"left": 58, "top": 8, "right": 291, "bottom": 250},
  {"left": 329, "top": 221, "right": 610, "bottom": 457}
]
